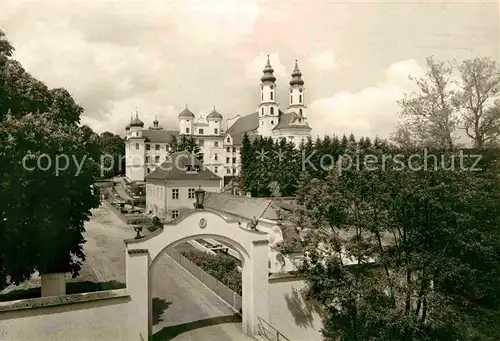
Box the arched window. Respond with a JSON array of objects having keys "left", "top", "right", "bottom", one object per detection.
[
  {"left": 290, "top": 95, "right": 293, "bottom": 103},
  {"left": 261, "top": 107, "right": 264, "bottom": 115},
  {"left": 299, "top": 94, "right": 302, "bottom": 103},
  {"left": 299, "top": 108, "right": 303, "bottom": 115},
  {"left": 270, "top": 107, "right": 274, "bottom": 115},
  {"left": 271, "top": 120, "right": 274, "bottom": 125},
  {"left": 261, "top": 92, "right": 263, "bottom": 101},
  {"left": 270, "top": 92, "right": 273, "bottom": 100}
]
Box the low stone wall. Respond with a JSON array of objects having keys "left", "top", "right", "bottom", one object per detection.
[
  {"left": 167, "top": 248, "right": 243, "bottom": 313},
  {"left": 0, "top": 289, "right": 132, "bottom": 341}
]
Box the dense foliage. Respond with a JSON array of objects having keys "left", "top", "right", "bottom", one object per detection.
[
  {"left": 100, "top": 131, "right": 125, "bottom": 178},
  {"left": 287, "top": 143, "right": 500, "bottom": 341},
  {"left": 170, "top": 135, "right": 201, "bottom": 160},
  {"left": 181, "top": 249, "right": 242, "bottom": 295},
  {"left": 0, "top": 29, "right": 102, "bottom": 287},
  {"left": 238, "top": 133, "right": 389, "bottom": 197}
]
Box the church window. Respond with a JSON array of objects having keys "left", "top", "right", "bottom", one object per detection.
[
  {"left": 214, "top": 128, "right": 218, "bottom": 134},
  {"left": 227, "top": 147, "right": 230, "bottom": 152},
  {"left": 261, "top": 108, "right": 264, "bottom": 116},
  {"left": 147, "top": 168, "right": 150, "bottom": 173},
  {"left": 299, "top": 119, "right": 302, "bottom": 123},
  {"left": 146, "top": 156, "right": 149, "bottom": 163},
  {"left": 227, "top": 137, "right": 230, "bottom": 143},
  {"left": 146, "top": 144, "right": 150, "bottom": 150},
  {"left": 290, "top": 95, "right": 293, "bottom": 103},
  {"left": 135, "top": 143, "right": 139, "bottom": 150},
  {"left": 261, "top": 93, "right": 263, "bottom": 101},
  {"left": 271, "top": 120, "right": 274, "bottom": 125},
  {"left": 299, "top": 95, "right": 302, "bottom": 103},
  {"left": 226, "top": 168, "right": 230, "bottom": 174},
  {"left": 199, "top": 128, "right": 204, "bottom": 134},
  {"left": 270, "top": 92, "right": 273, "bottom": 100},
  {"left": 155, "top": 156, "right": 160, "bottom": 163},
  {"left": 232, "top": 147, "right": 236, "bottom": 152},
  {"left": 155, "top": 144, "right": 160, "bottom": 150},
  {"left": 214, "top": 166, "right": 218, "bottom": 173},
  {"left": 186, "top": 127, "right": 189, "bottom": 134},
  {"left": 214, "top": 153, "right": 218, "bottom": 161},
  {"left": 270, "top": 107, "right": 274, "bottom": 115},
  {"left": 199, "top": 139, "right": 204, "bottom": 146},
  {"left": 214, "top": 141, "right": 219, "bottom": 147},
  {"left": 232, "top": 157, "right": 236, "bottom": 163},
  {"left": 299, "top": 108, "right": 303, "bottom": 115},
  {"left": 226, "top": 157, "right": 230, "bottom": 163}
]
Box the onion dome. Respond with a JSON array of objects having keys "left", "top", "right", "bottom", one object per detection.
[
  {"left": 207, "top": 106, "right": 223, "bottom": 120},
  {"left": 260, "top": 55, "right": 276, "bottom": 83},
  {"left": 178, "top": 105, "right": 195, "bottom": 119},
  {"left": 130, "top": 111, "right": 144, "bottom": 127},
  {"left": 289, "top": 59, "right": 304, "bottom": 86}
]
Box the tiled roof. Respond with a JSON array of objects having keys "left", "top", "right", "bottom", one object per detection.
[
  {"left": 142, "top": 130, "right": 179, "bottom": 143},
  {"left": 272, "top": 112, "right": 311, "bottom": 131},
  {"left": 226, "top": 112, "right": 259, "bottom": 135},
  {"left": 145, "top": 151, "right": 221, "bottom": 181},
  {"left": 203, "top": 192, "right": 279, "bottom": 221}
]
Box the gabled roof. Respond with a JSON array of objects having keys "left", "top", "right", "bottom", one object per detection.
[
  {"left": 273, "top": 112, "right": 311, "bottom": 131},
  {"left": 204, "top": 192, "right": 279, "bottom": 220},
  {"left": 226, "top": 112, "right": 259, "bottom": 135},
  {"left": 142, "top": 130, "right": 179, "bottom": 143},
  {"left": 146, "top": 151, "right": 221, "bottom": 181}
]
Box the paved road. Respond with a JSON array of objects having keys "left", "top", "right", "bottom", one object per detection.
[{"left": 82, "top": 205, "right": 254, "bottom": 341}]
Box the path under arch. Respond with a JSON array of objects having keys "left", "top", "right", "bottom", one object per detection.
[{"left": 124, "top": 209, "right": 270, "bottom": 340}]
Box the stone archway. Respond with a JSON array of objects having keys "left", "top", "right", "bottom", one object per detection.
[{"left": 124, "top": 208, "right": 270, "bottom": 340}]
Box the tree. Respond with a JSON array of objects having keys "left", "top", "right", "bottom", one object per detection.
[
  {"left": 100, "top": 131, "right": 125, "bottom": 178},
  {"left": 290, "top": 145, "right": 500, "bottom": 341},
  {"left": 0, "top": 113, "right": 101, "bottom": 286},
  {"left": 453, "top": 57, "right": 500, "bottom": 148},
  {"left": 173, "top": 135, "right": 201, "bottom": 159},
  {"left": 394, "top": 56, "right": 500, "bottom": 149},
  {"left": 0, "top": 30, "right": 103, "bottom": 290},
  {"left": 394, "top": 56, "right": 458, "bottom": 149}
]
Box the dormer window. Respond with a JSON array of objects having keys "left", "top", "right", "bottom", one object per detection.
[{"left": 185, "top": 164, "right": 201, "bottom": 173}]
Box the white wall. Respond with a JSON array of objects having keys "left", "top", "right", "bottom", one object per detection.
[
  {"left": 146, "top": 179, "right": 222, "bottom": 221},
  {"left": 0, "top": 290, "right": 132, "bottom": 341},
  {"left": 268, "top": 277, "right": 323, "bottom": 341}
]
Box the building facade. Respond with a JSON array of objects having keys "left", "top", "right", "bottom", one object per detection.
[
  {"left": 145, "top": 151, "right": 222, "bottom": 222},
  {"left": 125, "top": 57, "right": 312, "bottom": 183}
]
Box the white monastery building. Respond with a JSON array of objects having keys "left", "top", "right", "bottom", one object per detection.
[{"left": 125, "top": 57, "right": 312, "bottom": 183}]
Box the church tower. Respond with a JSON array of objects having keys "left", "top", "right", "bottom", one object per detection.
[
  {"left": 258, "top": 55, "right": 279, "bottom": 137},
  {"left": 287, "top": 60, "right": 306, "bottom": 117}
]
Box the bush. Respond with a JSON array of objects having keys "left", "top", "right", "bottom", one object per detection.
[
  {"left": 181, "top": 249, "right": 242, "bottom": 295},
  {"left": 147, "top": 216, "right": 162, "bottom": 232}
]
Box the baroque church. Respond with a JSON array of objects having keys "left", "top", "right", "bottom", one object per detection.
[{"left": 125, "top": 56, "right": 312, "bottom": 183}]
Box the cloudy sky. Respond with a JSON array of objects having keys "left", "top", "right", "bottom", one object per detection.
[{"left": 0, "top": 0, "right": 498, "bottom": 139}]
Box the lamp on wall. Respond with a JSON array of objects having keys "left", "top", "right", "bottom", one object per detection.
[{"left": 194, "top": 186, "right": 206, "bottom": 209}]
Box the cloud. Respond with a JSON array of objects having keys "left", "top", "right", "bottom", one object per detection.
[
  {"left": 309, "top": 51, "right": 338, "bottom": 70},
  {"left": 244, "top": 52, "right": 288, "bottom": 84},
  {"left": 1, "top": 0, "right": 261, "bottom": 135},
  {"left": 307, "top": 59, "right": 425, "bottom": 139}
]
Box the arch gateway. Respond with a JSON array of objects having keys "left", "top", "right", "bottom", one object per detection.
[{"left": 124, "top": 208, "right": 270, "bottom": 340}]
